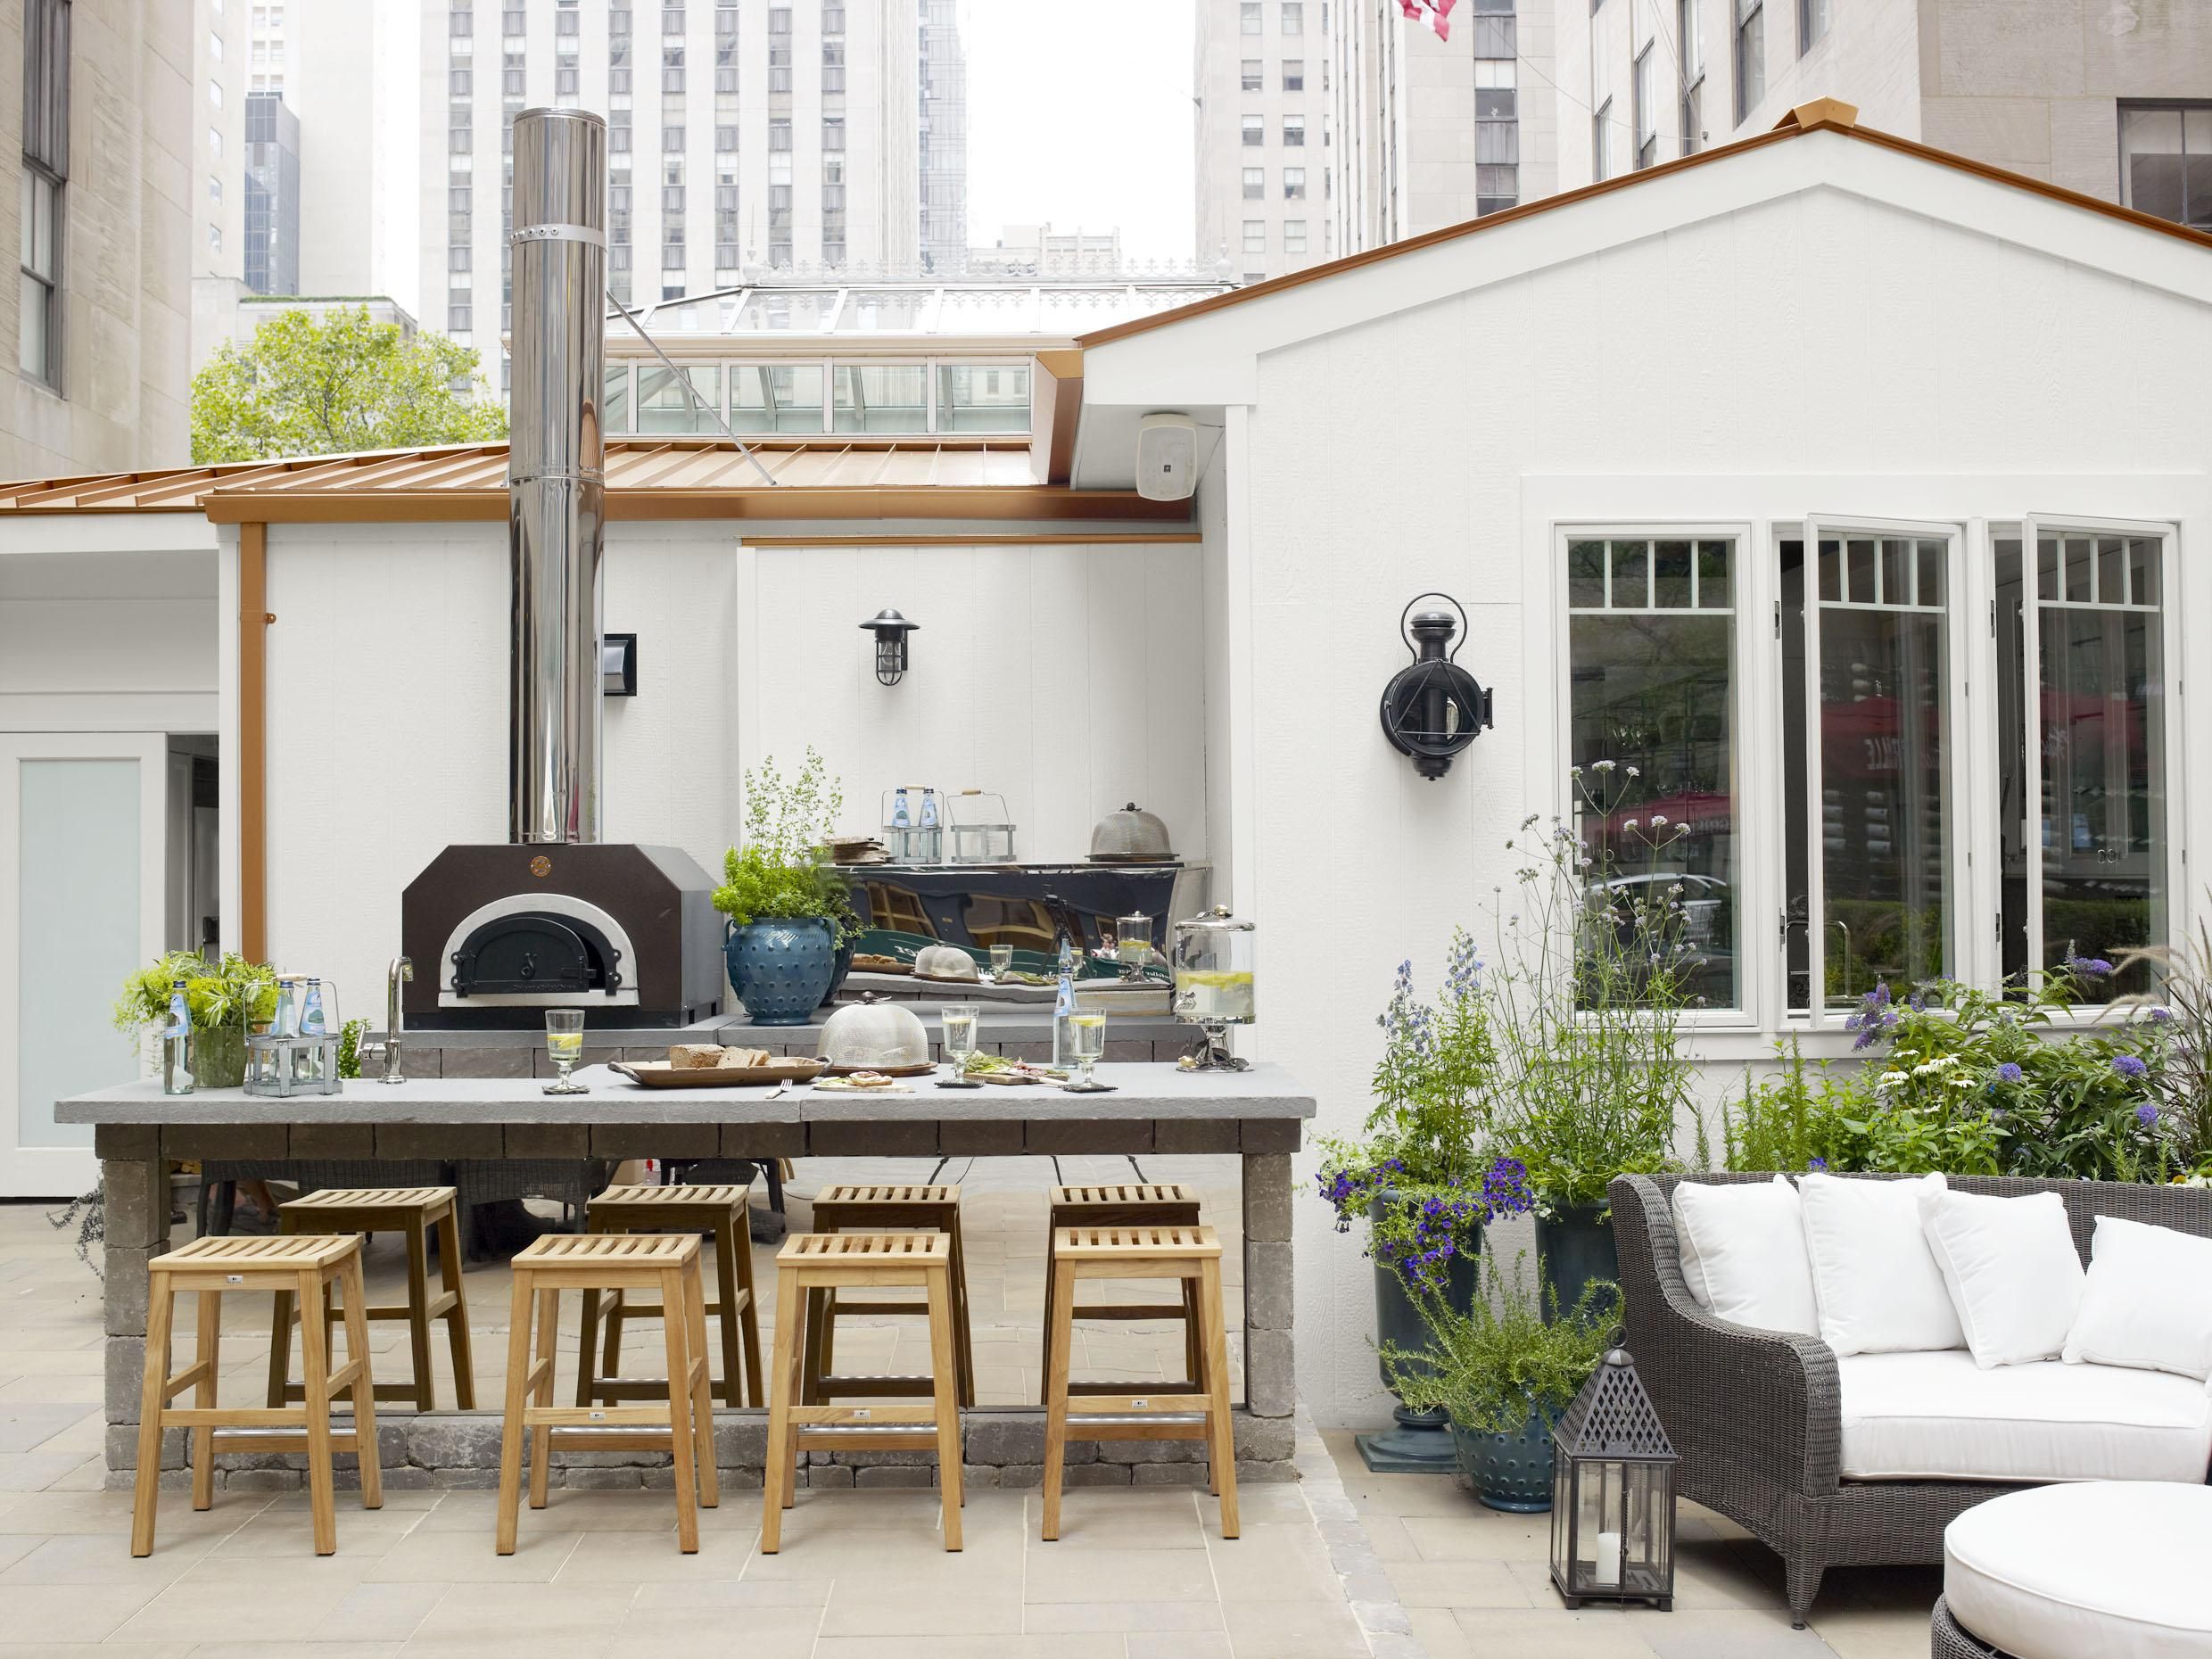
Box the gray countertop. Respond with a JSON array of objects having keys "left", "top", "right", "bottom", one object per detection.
[
  {"left": 393, "top": 1011, "right": 1192, "bottom": 1049},
  {"left": 56, "top": 1061, "right": 1316, "bottom": 1127}
]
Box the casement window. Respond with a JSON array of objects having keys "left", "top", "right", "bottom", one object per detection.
[
  {"left": 1798, "top": 0, "right": 1828, "bottom": 54},
  {"left": 1633, "top": 46, "right": 1657, "bottom": 169},
  {"left": 19, "top": 0, "right": 67, "bottom": 389},
  {"left": 1735, "top": 0, "right": 1763, "bottom": 125},
  {"left": 1679, "top": 0, "right": 1704, "bottom": 155},
  {"left": 1593, "top": 98, "right": 1615, "bottom": 181}
]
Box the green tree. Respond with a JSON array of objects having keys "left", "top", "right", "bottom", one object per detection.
[{"left": 189, "top": 305, "right": 508, "bottom": 463}]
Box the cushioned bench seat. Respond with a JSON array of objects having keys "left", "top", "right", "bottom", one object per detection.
[{"left": 1839, "top": 1349, "right": 2212, "bottom": 1484}]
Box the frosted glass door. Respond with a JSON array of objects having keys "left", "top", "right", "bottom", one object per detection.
[{"left": 0, "top": 735, "right": 166, "bottom": 1197}]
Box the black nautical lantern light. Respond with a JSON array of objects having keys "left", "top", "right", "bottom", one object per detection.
[
  {"left": 861, "top": 609, "right": 920, "bottom": 686},
  {"left": 1379, "top": 592, "right": 1493, "bottom": 779},
  {"left": 1550, "top": 1341, "right": 1679, "bottom": 1611}
]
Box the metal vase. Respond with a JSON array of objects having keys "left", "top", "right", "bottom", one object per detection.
[
  {"left": 1355, "top": 1188, "right": 1482, "bottom": 1474},
  {"left": 1536, "top": 1202, "right": 1621, "bottom": 1323}
]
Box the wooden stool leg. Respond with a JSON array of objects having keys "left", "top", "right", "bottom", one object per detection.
[
  {"left": 948, "top": 1214, "right": 976, "bottom": 1409},
  {"left": 1197, "top": 1258, "right": 1238, "bottom": 1539},
  {"left": 190, "top": 1288, "right": 222, "bottom": 1512},
  {"left": 680, "top": 1252, "right": 720, "bottom": 1510},
  {"left": 527, "top": 1286, "right": 559, "bottom": 1510},
  {"left": 710, "top": 1217, "right": 743, "bottom": 1409},
  {"left": 340, "top": 1254, "right": 384, "bottom": 1510},
  {"left": 730, "top": 1213, "right": 763, "bottom": 1409},
  {"left": 599, "top": 1287, "right": 626, "bottom": 1399},
  {"left": 400, "top": 1219, "right": 435, "bottom": 1411},
  {"left": 657, "top": 1265, "right": 701, "bottom": 1553},
  {"left": 130, "top": 1274, "right": 177, "bottom": 1556},
  {"left": 266, "top": 1283, "right": 295, "bottom": 1408},
  {"left": 436, "top": 1207, "right": 476, "bottom": 1410},
  {"left": 924, "top": 1265, "right": 963, "bottom": 1551},
  {"left": 760, "top": 1265, "right": 804, "bottom": 1551},
  {"left": 574, "top": 1287, "right": 603, "bottom": 1408},
  {"left": 494, "top": 1272, "right": 534, "bottom": 1555},
  {"left": 296, "top": 1268, "right": 339, "bottom": 1556},
  {"left": 1182, "top": 1278, "right": 1203, "bottom": 1391},
  {"left": 1037, "top": 1226, "right": 1058, "bottom": 1407},
  {"left": 1040, "top": 1256, "right": 1077, "bottom": 1542}
]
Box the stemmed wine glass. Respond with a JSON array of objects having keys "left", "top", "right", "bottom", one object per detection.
[
  {"left": 1066, "top": 1012, "right": 1108, "bottom": 1090},
  {"left": 989, "top": 945, "right": 1013, "bottom": 984},
  {"left": 939, "top": 1003, "right": 982, "bottom": 1088},
  {"left": 543, "top": 1010, "right": 587, "bottom": 1095}
]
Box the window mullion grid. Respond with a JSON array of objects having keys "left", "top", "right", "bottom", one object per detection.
[
  {"left": 1955, "top": 517, "right": 2004, "bottom": 991},
  {"left": 1737, "top": 519, "right": 1784, "bottom": 1035},
  {"left": 2021, "top": 515, "right": 2048, "bottom": 992}
]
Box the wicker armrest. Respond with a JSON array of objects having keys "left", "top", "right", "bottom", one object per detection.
[{"left": 1609, "top": 1175, "right": 1843, "bottom": 1518}]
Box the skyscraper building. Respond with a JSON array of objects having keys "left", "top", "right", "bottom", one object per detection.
[
  {"left": 1193, "top": 0, "right": 1334, "bottom": 285},
  {"left": 425, "top": 0, "right": 932, "bottom": 396},
  {"left": 243, "top": 92, "right": 301, "bottom": 295},
  {"left": 917, "top": 0, "right": 967, "bottom": 271}
]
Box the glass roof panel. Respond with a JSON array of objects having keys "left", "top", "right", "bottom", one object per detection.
[
  {"left": 930, "top": 288, "right": 1038, "bottom": 333},
  {"left": 834, "top": 290, "right": 933, "bottom": 332},
  {"left": 732, "top": 289, "right": 840, "bottom": 331}
]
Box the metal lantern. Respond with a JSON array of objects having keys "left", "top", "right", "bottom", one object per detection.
[
  {"left": 861, "top": 608, "right": 920, "bottom": 685},
  {"left": 1379, "top": 592, "right": 1493, "bottom": 780},
  {"left": 243, "top": 1031, "right": 343, "bottom": 1098},
  {"left": 1549, "top": 1342, "right": 1679, "bottom": 1611}
]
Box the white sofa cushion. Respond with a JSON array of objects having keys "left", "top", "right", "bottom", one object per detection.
[
  {"left": 1837, "top": 1349, "right": 2212, "bottom": 1483},
  {"left": 1919, "top": 1186, "right": 2085, "bottom": 1369},
  {"left": 2065, "top": 1216, "right": 2212, "bottom": 1382},
  {"left": 1946, "top": 1481, "right": 2212, "bottom": 1659},
  {"left": 1671, "top": 1176, "right": 1819, "bottom": 1337},
  {"left": 1799, "top": 1172, "right": 1962, "bottom": 1357}
]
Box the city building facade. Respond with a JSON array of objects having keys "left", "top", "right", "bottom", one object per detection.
[
  {"left": 1559, "top": 0, "right": 2212, "bottom": 222},
  {"left": 3, "top": 0, "right": 190, "bottom": 473},
  {"left": 1194, "top": 0, "right": 1335, "bottom": 284},
  {"left": 242, "top": 90, "right": 299, "bottom": 295},
  {"left": 917, "top": 0, "right": 965, "bottom": 270},
  {"left": 969, "top": 221, "right": 1123, "bottom": 277},
  {"left": 425, "top": 0, "right": 927, "bottom": 398}
]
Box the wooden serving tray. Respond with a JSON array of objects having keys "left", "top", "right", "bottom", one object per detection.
[
  {"left": 823, "top": 1061, "right": 937, "bottom": 1077},
  {"left": 609, "top": 1059, "right": 827, "bottom": 1088}
]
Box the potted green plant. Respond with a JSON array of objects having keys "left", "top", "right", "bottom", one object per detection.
[
  {"left": 1315, "top": 931, "right": 1533, "bottom": 1472},
  {"left": 1490, "top": 772, "right": 1696, "bottom": 1316},
  {"left": 715, "top": 747, "right": 858, "bottom": 1026},
  {"left": 1382, "top": 1252, "right": 1615, "bottom": 1512},
  {"left": 112, "top": 951, "right": 279, "bottom": 1089}
]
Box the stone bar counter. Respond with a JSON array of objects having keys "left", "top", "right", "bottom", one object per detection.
[{"left": 60, "top": 1061, "right": 1312, "bottom": 1493}]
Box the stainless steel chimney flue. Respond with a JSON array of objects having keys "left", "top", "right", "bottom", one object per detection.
[{"left": 508, "top": 108, "right": 607, "bottom": 845}]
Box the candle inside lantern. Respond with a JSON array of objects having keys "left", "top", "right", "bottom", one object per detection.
[{"left": 1593, "top": 1531, "right": 1622, "bottom": 1588}]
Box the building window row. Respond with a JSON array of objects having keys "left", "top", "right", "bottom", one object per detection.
[{"left": 604, "top": 358, "right": 1034, "bottom": 436}]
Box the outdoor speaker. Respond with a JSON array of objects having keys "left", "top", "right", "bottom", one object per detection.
[{"left": 1135, "top": 412, "right": 1199, "bottom": 501}]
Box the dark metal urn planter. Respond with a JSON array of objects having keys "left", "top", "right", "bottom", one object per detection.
[
  {"left": 1452, "top": 1407, "right": 1559, "bottom": 1512},
  {"left": 1536, "top": 1201, "right": 1620, "bottom": 1320},
  {"left": 1355, "top": 1189, "right": 1481, "bottom": 1474},
  {"left": 724, "top": 918, "right": 837, "bottom": 1026}
]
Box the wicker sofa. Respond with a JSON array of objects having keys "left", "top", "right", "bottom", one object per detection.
[{"left": 1610, "top": 1170, "right": 2212, "bottom": 1625}]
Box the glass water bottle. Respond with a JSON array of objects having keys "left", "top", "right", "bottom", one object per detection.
[
  {"left": 1050, "top": 935, "right": 1077, "bottom": 1068},
  {"left": 300, "top": 978, "right": 328, "bottom": 1036},
  {"left": 161, "top": 978, "right": 194, "bottom": 1096}
]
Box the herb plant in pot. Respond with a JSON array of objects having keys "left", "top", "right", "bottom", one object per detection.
[
  {"left": 715, "top": 748, "right": 857, "bottom": 1026},
  {"left": 1316, "top": 932, "right": 1533, "bottom": 1473},
  {"left": 1490, "top": 777, "right": 1696, "bottom": 1318},
  {"left": 113, "top": 952, "right": 279, "bottom": 1089},
  {"left": 1382, "top": 1252, "right": 1614, "bottom": 1512}
]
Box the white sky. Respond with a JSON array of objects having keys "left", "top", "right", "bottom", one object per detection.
[{"left": 955, "top": 0, "right": 1197, "bottom": 265}]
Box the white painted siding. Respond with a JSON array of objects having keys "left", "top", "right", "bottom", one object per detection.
[{"left": 0, "top": 550, "right": 219, "bottom": 732}]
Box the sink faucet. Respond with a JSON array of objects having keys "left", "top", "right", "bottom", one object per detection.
[{"left": 378, "top": 956, "right": 412, "bottom": 1084}]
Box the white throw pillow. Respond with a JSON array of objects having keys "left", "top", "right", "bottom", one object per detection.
[
  {"left": 2064, "top": 1215, "right": 2212, "bottom": 1382},
  {"left": 1918, "top": 1186, "right": 2084, "bottom": 1369},
  {"left": 1797, "top": 1172, "right": 1962, "bottom": 1357},
  {"left": 1671, "top": 1176, "right": 1820, "bottom": 1337}
]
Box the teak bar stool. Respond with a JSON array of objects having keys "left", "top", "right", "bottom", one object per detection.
[
  {"left": 1043, "top": 1223, "right": 1238, "bottom": 1542},
  {"left": 134, "top": 1234, "right": 382, "bottom": 1557},
  {"left": 1039, "top": 1183, "right": 1204, "bottom": 1404},
  {"left": 268, "top": 1186, "right": 475, "bottom": 1412},
  {"left": 496, "top": 1233, "right": 720, "bottom": 1554},
  {"left": 803, "top": 1184, "right": 975, "bottom": 1407},
  {"left": 576, "top": 1181, "right": 763, "bottom": 1409},
  {"left": 762, "top": 1232, "right": 964, "bottom": 1553}
]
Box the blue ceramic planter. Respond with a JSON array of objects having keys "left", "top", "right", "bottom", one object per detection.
[
  {"left": 1451, "top": 1408, "right": 1559, "bottom": 1513},
  {"left": 725, "top": 918, "right": 837, "bottom": 1026}
]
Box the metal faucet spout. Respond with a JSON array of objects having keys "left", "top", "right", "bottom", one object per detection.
[{"left": 381, "top": 957, "right": 413, "bottom": 1084}]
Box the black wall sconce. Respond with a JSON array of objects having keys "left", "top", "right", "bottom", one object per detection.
[
  {"left": 1380, "top": 592, "right": 1493, "bottom": 780},
  {"left": 601, "top": 632, "right": 638, "bottom": 697},
  {"left": 862, "top": 609, "right": 920, "bottom": 686}
]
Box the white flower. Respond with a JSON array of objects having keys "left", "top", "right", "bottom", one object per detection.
[
  {"left": 1623, "top": 818, "right": 1639, "bottom": 830},
  {"left": 1650, "top": 813, "right": 1669, "bottom": 827},
  {"left": 1592, "top": 759, "right": 1616, "bottom": 772},
  {"left": 1625, "top": 765, "right": 1641, "bottom": 778}
]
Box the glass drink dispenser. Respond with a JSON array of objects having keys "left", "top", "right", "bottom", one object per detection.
[{"left": 1171, "top": 904, "right": 1255, "bottom": 1071}]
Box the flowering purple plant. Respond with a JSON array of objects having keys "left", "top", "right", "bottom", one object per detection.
[
  {"left": 2113, "top": 1053, "right": 2150, "bottom": 1082},
  {"left": 1318, "top": 1155, "right": 1536, "bottom": 1293},
  {"left": 1844, "top": 983, "right": 1901, "bottom": 1052}
]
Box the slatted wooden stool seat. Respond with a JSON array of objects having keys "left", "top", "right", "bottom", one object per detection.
[
  {"left": 803, "top": 1184, "right": 975, "bottom": 1407},
  {"left": 496, "top": 1233, "right": 720, "bottom": 1554},
  {"left": 762, "top": 1232, "right": 964, "bottom": 1553},
  {"left": 576, "top": 1181, "right": 762, "bottom": 1410},
  {"left": 1043, "top": 1223, "right": 1237, "bottom": 1542},
  {"left": 1040, "top": 1183, "right": 1204, "bottom": 1404},
  {"left": 134, "top": 1233, "right": 381, "bottom": 1557},
  {"left": 268, "top": 1186, "right": 475, "bottom": 1413}
]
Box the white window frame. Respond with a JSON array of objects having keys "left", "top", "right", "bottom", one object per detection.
[
  {"left": 1553, "top": 522, "right": 1761, "bottom": 1029},
  {"left": 727, "top": 358, "right": 831, "bottom": 434}
]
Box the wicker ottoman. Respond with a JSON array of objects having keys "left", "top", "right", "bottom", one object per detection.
[{"left": 1938, "top": 1482, "right": 2212, "bottom": 1658}]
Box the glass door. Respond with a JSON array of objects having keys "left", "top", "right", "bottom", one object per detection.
[
  {"left": 0, "top": 734, "right": 168, "bottom": 1197},
  {"left": 1787, "top": 518, "right": 1962, "bottom": 1019}
]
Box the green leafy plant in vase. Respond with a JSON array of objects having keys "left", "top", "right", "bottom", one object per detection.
[
  {"left": 112, "top": 951, "right": 279, "bottom": 1089},
  {"left": 1382, "top": 1251, "right": 1616, "bottom": 1512},
  {"left": 714, "top": 747, "right": 861, "bottom": 1024}
]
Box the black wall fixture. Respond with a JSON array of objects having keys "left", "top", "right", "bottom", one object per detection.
[
  {"left": 862, "top": 608, "right": 920, "bottom": 686},
  {"left": 1379, "top": 592, "right": 1493, "bottom": 780}
]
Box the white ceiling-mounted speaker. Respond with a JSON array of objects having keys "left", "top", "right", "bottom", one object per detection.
[{"left": 1135, "top": 412, "right": 1199, "bottom": 501}]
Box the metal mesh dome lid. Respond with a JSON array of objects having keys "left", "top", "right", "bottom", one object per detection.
[
  {"left": 817, "top": 994, "right": 932, "bottom": 1069},
  {"left": 1090, "top": 802, "right": 1174, "bottom": 861}
]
